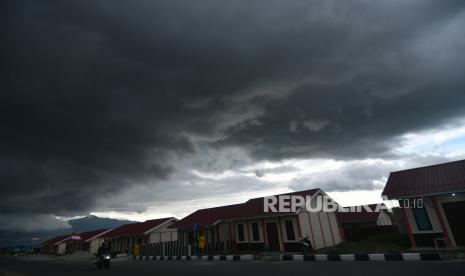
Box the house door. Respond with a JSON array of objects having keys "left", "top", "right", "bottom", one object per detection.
[
  {"left": 442, "top": 201, "right": 465, "bottom": 246},
  {"left": 266, "top": 222, "right": 281, "bottom": 251}
]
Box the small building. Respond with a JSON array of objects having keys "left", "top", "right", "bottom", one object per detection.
[
  {"left": 337, "top": 204, "right": 393, "bottom": 228},
  {"left": 170, "top": 189, "right": 343, "bottom": 254},
  {"left": 382, "top": 159, "right": 465, "bottom": 248},
  {"left": 101, "top": 217, "right": 178, "bottom": 255},
  {"left": 66, "top": 229, "right": 112, "bottom": 254},
  {"left": 41, "top": 234, "right": 70, "bottom": 255},
  {"left": 337, "top": 204, "right": 395, "bottom": 241}
]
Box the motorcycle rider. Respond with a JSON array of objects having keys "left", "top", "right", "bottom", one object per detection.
[
  {"left": 300, "top": 236, "right": 314, "bottom": 255},
  {"left": 96, "top": 242, "right": 111, "bottom": 268},
  {"left": 97, "top": 242, "right": 110, "bottom": 256}
]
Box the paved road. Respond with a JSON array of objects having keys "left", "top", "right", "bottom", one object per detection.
[{"left": 1, "top": 256, "right": 464, "bottom": 276}]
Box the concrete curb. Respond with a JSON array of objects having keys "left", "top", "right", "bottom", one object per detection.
[
  {"left": 134, "top": 252, "right": 441, "bottom": 262},
  {"left": 136, "top": 254, "right": 254, "bottom": 261},
  {"left": 281, "top": 253, "right": 442, "bottom": 262}
]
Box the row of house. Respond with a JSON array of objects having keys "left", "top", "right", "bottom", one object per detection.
[
  {"left": 42, "top": 229, "right": 111, "bottom": 255},
  {"left": 41, "top": 159, "right": 465, "bottom": 255},
  {"left": 42, "top": 189, "right": 347, "bottom": 255},
  {"left": 102, "top": 217, "right": 178, "bottom": 255},
  {"left": 170, "top": 189, "right": 344, "bottom": 253}
]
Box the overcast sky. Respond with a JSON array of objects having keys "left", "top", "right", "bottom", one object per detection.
[{"left": 2, "top": 0, "right": 465, "bottom": 232}]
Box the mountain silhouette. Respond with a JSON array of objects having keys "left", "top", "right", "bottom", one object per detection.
[{"left": 0, "top": 216, "right": 137, "bottom": 248}]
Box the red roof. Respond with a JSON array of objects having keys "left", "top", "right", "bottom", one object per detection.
[
  {"left": 169, "top": 203, "right": 244, "bottom": 229},
  {"left": 102, "top": 218, "right": 174, "bottom": 238},
  {"left": 171, "top": 189, "right": 320, "bottom": 229},
  {"left": 336, "top": 204, "right": 383, "bottom": 224},
  {"left": 78, "top": 229, "right": 110, "bottom": 241},
  {"left": 41, "top": 234, "right": 70, "bottom": 246},
  {"left": 382, "top": 159, "right": 465, "bottom": 199},
  {"left": 42, "top": 229, "right": 109, "bottom": 246}
]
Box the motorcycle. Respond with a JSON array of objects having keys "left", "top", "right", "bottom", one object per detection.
[
  {"left": 300, "top": 237, "right": 314, "bottom": 255},
  {"left": 95, "top": 253, "right": 111, "bottom": 269}
]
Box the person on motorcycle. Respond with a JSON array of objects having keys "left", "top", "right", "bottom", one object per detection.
[
  {"left": 97, "top": 242, "right": 110, "bottom": 256},
  {"left": 300, "top": 236, "right": 314, "bottom": 255},
  {"left": 96, "top": 242, "right": 111, "bottom": 269}
]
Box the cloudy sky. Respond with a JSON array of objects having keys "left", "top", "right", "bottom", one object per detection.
[{"left": 2, "top": 0, "right": 465, "bottom": 232}]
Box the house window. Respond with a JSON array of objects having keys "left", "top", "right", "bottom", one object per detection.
[
  {"left": 188, "top": 231, "right": 194, "bottom": 244},
  {"left": 412, "top": 207, "right": 433, "bottom": 231},
  {"left": 237, "top": 224, "right": 245, "bottom": 241},
  {"left": 285, "top": 220, "right": 296, "bottom": 241},
  {"left": 251, "top": 222, "right": 260, "bottom": 241},
  {"left": 209, "top": 230, "right": 215, "bottom": 242}
]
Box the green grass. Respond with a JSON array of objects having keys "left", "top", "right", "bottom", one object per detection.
[{"left": 316, "top": 233, "right": 411, "bottom": 254}]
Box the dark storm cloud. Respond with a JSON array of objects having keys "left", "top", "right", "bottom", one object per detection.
[
  {"left": 220, "top": 79, "right": 465, "bottom": 160},
  {"left": 289, "top": 155, "right": 461, "bottom": 193},
  {"left": 1, "top": 0, "right": 465, "bottom": 222}
]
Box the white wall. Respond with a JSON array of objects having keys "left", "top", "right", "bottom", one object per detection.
[
  {"left": 217, "top": 222, "right": 232, "bottom": 241},
  {"left": 298, "top": 209, "right": 342, "bottom": 249},
  {"left": 327, "top": 211, "right": 342, "bottom": 244},
  {"left": 248, "top": 220, "right": 265, "bottom": 243},
  {"left": 149, "top": 221, "right": 178, "bottom": 243},
  {"left": 230, "top": 212, "right": 341, "bottom": 251},
  {"left": 234, "top": 218, "right": 284, "bottom": 248},
  {"left": 377, "top": 210, "right": 393, "bottom": 226},
  {"left": 402, "top": 194, "right": 465, "bottom": 248},
  {"left": 234, "top": 221, "right": 250, "bottom": 243},
  {"left": 89, "top": 238, "right": 105, "bottom": 254},
  {"left": 404, "top": 197, "right": 442, "bottom": 234},
  {"left": 279, "top": 217, "right": 298, "bottom": 242},
  {"left": 57, "top": 243, "right": 66, "bottom": 255}
]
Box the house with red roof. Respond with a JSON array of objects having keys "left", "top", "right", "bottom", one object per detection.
[
  {"left": 41, "top": 234, "right": 71, "bottom": 255},
  {"left": 382, "top": 159, "right": 465, "bottom": 248},
  {"left": 66, "top": 228, "right": 112, "bottom": 254},
  {"left": 336, "top": 203, "right": 394, "bottom": 241},
  {"left": 169, "top": 188, "right": 343, "bottom": 254},
  {"left": 101, "top": 217, "right": 178, "bottom": 255},
  {"left": 337, "top": 204, "right": 393, "bottom": 228},
  {"left": 41, "top": 229, "right": 113, "bottom": 255}
]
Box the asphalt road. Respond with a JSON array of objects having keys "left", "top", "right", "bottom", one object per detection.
[{"left": 1, "top": 256, "right": 464, "bottom": 276}]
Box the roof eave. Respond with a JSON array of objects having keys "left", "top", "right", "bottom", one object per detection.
[
  {"left": 53, "top": 236, "right": 71, "bottom": 245},
  {"left": 142, "top": 217, "right": 178, "bottom": 235},
  {"left": 383, "top": 189, "right": 465, "bottom": 200},
  {"left": 85, "top": 229, "right": 113, "bottom": 242}
]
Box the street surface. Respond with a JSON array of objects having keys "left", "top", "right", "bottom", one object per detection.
[{"left": 1, "top": 255, "right": 464, "bottom": 276}]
